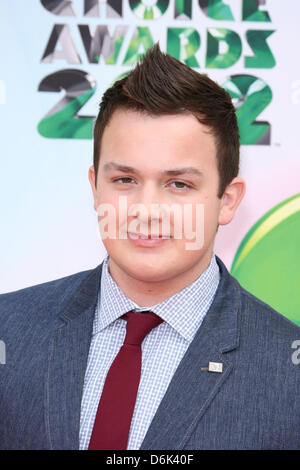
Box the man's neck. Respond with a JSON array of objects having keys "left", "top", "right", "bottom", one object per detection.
[{"left": 107, "top": 252, "right": 214, "bottom": 307}]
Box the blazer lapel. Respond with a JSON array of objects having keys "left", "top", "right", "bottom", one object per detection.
[
  {"left": 140, "top": 257, "right": 241, "bottom": 450},
  {"left": 46, "top": 264, "right": 103, "bottom": 450}
]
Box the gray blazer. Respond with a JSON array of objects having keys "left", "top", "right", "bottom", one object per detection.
[{"left": 0, "top": 257, "right": 300, "bottom": 450}]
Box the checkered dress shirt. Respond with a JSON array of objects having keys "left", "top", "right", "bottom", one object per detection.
[{"left": 79, "top": 254, "right": 220, "bottom": 450}]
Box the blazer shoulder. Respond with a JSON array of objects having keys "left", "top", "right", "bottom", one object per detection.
[
  {"left": 216, "top": 257, "right": 300, "bottom": 337},
  {"left": 0, "top": 265, "right": 101, "bottom": 328},
  {"left": 237, "top": 277, "right": 300, "bottom": 336}
]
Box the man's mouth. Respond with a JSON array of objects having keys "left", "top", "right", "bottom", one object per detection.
[{"left": 127, "top": 232, "right": 171, "bottom": 240}]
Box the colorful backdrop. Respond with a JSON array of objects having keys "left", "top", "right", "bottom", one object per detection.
[{"left": 0, "top": 0, "right": 299, "bottom": 326}]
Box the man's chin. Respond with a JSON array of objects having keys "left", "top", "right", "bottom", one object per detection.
[
  {"left": 128, "top": 269, "right": 173, "bottom": 284},
  {"left": 108, "top": 254, "right": 176, "bottom": 284},
  {"left": 121, "top": 263, "right": 173, "bottom": 283}
]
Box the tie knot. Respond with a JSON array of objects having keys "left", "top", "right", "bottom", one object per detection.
[{"left": 121, "top": 311, "right": 163, "bottom": 346}]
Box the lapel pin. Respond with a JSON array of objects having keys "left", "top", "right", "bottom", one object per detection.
[
  {"left": 201, "top": 362, "right": 223, "bottom": 373},
  {"left": 209, "top": 362, "right": 223, "bottom": 373}
]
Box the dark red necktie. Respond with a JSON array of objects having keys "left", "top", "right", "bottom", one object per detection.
[{"left": 88, "top": 310, "right": 163, "bottom": 450}]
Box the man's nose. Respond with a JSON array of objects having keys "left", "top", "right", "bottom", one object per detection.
[{"left": 130, "top": 183, "right": 165, "bottom": 225}]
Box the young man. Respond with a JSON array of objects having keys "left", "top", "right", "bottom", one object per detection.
[{"left": 1, "top": 44, "right": 300, "bottom": 450}]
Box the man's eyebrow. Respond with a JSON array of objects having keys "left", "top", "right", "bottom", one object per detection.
[
  {"left": 102, "top": 162, "right": 203, "bottom": 177},
  {"left": 161, "top": 167, "right": 203, "bottom": 177},
  {"left": 102, "top": 162, "right": 141, "bottom": 174}
]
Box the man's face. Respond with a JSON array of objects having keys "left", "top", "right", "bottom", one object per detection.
[{"left": 89, "top": 108, "right": 236, "bottom": 285}]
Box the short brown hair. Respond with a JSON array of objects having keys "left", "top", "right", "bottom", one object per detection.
[{"left": 93, "top": 43, "right": 239, "bottom": 197}]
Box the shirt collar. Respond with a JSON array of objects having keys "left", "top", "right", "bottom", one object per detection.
[{"left": 94, "top": 254, "right": 220, "bottom": 342}]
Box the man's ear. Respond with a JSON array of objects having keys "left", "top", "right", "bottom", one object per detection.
[
  {"left": 88, "top": 165, "right": 99, "bottom": 212},
  {"left": 218, "top": 177, "right": 246, "bottom": 226}
]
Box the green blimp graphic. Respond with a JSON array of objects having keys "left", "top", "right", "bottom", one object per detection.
[{"left": 231, "top": 193, "right": 300, "bottom": 326}]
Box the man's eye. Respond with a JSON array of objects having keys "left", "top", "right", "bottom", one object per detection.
[
  {"left": 113, "top": 177, "right": 135, "bottom": 184},
  {"left": 170, "top": 181, "right": 191, "bottom": 189}
]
